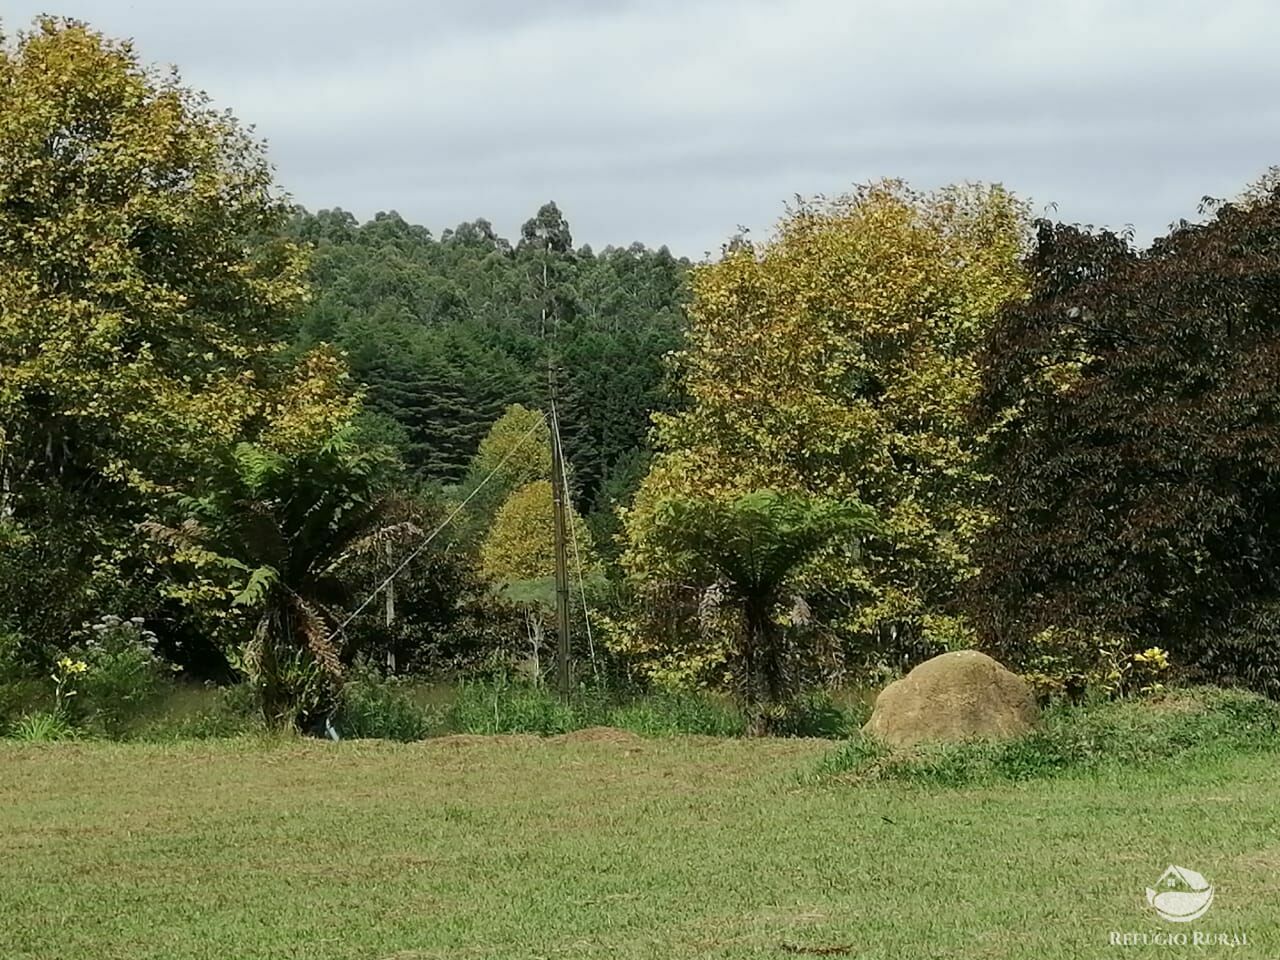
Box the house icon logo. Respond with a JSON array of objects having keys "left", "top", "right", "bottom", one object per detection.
[{"left": 1146, "top": 865, "right": 1214, "bottom": 923}]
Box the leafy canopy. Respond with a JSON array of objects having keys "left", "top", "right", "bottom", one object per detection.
[
  {"left": 0, "top": 17, "right": 352, "bottom": 649},
  {"left": 620, "top": 181, "right": 1028, "bottom": 681},
  {"left": 479, "top": 479, "right": 596, "bottom": 585},
  {"left": 649, "top": 489, "right": 876, "bottom": 720},
  {"left": 652, "top": 490, "right": 876, "bottom": 606},
  {"left": 972, "top": 178, "right": 1280, "bottom": 695},
  {"left": 0, "top": 17, "right": 312, "bottom": 495}
]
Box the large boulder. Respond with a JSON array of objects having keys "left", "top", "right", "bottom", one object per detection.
[{"left": 862, "top": 650, "right": 1038, "bottom": 748}]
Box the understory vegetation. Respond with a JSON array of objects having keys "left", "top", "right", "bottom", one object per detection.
[{"left": 1, "top": 669, "right": 866, "bottom": 743}]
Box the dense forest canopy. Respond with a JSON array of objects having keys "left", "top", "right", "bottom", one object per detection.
[{"left": 286, "top": 203, "right": 689, "bottom": 513}]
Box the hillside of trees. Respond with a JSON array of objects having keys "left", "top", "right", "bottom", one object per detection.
[{"left": 286, "top": 204, "right": 688, "bottom": 515}]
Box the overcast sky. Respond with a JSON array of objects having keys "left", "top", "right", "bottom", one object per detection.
[{"left": 5, "top": 0, "right": 1279, "bottom": 257}]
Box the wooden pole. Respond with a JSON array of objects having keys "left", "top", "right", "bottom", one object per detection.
[
  {"left": 384, "top": 569, "right": 397, "bottom": 675},
  {"left": 550, "top": 401, "right": 572, "bottom": 696},
  {"left": 539, "top": 232, "right": 572, "bottom": 696}
]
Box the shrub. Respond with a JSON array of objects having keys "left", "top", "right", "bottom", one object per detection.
[
  {"left": 0, "top": 626, "right": 33, "bottom": 680},
  {"left": 74, "top": 615, "right": 172, "bottom": 736},
  {"left": 337, "top": 674, "right": 436, "bottom": 741},
  {"left": 1192, "top": 599, "right": 1280, "bottom": 699},
  {"left": 0, "top": 678, "right": 47, "bottom": 728},
  {"left": 809, "top": 687, "right": 1280, "bottom": 787},
  {"left": 1017, "top": 627, "right": 1171, "bottom": 703}
]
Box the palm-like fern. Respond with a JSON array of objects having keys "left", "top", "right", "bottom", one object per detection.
[
  {"left": 146, "top": 429, "right": 397, "bottom": 727},
  {"left": 651, "top": 490, "right": 876, "bottom": 729}
]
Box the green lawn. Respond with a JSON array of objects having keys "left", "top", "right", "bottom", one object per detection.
[{"left": 1, "top": 734, "right": 1277, "bottom": 959}]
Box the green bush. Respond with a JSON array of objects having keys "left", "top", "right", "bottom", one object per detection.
[
  {"left": 810, "top": 687, "right": 1280, "bottom": 787},
  {"left": 0, "top": 626, "right": 32, "bottom": 680},
  {"left": 75, "top": 616, "right": 172, "bottom": 736},
  {"left": 337, "top": 676, "right": 437, "bottom": 741},
  {"left": 607, "top": 690, "right": 745, "bottom": 737},
  {"left": 2, "top": 615, "right": 175, "bottom": 740},
  {"left": 1193, "top": 599, "right": 1280, "bottom": 699},
  {"left": 0, "top": 678, "right": 48, "bottom": 728}
]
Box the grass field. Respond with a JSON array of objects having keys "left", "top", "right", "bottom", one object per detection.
[{"left": 2, "top": 733, "right": 1278, "bottom": 959}]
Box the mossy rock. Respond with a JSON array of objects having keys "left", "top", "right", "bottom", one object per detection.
[{"left": 863, "top": 650, "right": 1038, "bottom": 748}]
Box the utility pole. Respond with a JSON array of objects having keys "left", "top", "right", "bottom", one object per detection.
[
  {"left": 539, "top": 231, "right": 572, "bottom": 696},
  {"left": 384, "top": 559, "right": 397, "bottom": 675},
  {"left": 550, "top": 400, "right": 572, "bottom": 697}
]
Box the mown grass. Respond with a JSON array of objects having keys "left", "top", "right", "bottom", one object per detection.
[{"left": 2, "top": 696, "right": 1279, "bottom": 959}]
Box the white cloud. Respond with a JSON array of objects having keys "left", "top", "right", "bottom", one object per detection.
[{"left": 4, "top": 0, "right": 1278, "bottom": 255}]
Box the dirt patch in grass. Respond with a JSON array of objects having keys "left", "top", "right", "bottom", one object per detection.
[
  {"left": 553, "top": 725, "right": 642, "bottom": 745},
  {"left": 425, "top": 733, "right": 543, "bottom": 748}
]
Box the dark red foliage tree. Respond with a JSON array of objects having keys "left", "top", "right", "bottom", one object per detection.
[{"left": 970, "top": 183, "right": 1280, "bottom": 695}]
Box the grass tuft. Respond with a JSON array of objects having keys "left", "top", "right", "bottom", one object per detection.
[
  {"left": 6, "top": 710, "right": 76, "bottom": 742},
  {"left": 337, "top": 676, "right": 437, "bottom": 741},
  {"left": 607, "top": 690, "right": 746, "bottom": 737}
]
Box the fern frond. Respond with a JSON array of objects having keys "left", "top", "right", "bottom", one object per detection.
[{"left": 233, "top": 565, "right": 280, "bottom": 607}]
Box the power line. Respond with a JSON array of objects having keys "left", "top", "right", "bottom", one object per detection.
[{"left": 334, "top": 417, "right": 545, "bottom": 635}]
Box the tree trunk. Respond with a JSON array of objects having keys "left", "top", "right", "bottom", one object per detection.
[
  {"left": 760, "top": 618, "right": 785, "bottom": 707},
  {"left": 743, "top": 602, "right": 776, "bottom": 736},
  {"left": 0, "top": 446, "right": 11, "bottom": 520}
]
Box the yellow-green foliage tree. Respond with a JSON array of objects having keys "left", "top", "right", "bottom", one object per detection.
[
  {"left": 0, "top": 18, "right": 313, "bottom": 492},
  {"left": 480, "top": 479, "right": 595, "bottom": 584},
  {"left": 456, "top": 403, "right": 553, "bottom": 546},
  {"left": 467, "top": 403, "right": 553, "bottom": 495},
  {"left": 0, "top": 18, "right": 354, "bottom": 648},
  {"left": 619, "top": 181, "right": 1027, "bottom": 684}
]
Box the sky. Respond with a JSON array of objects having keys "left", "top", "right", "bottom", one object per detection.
[{"left": 4, "top": 0, "right": 1279, "bottom": 258}]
